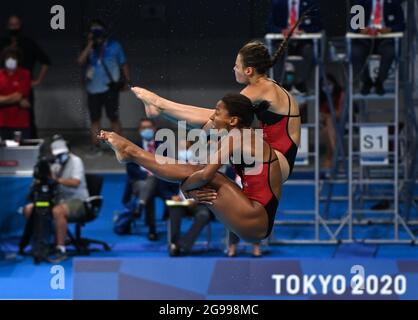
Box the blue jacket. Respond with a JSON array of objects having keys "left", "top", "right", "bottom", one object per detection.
[
  {"left": 125, "top": 140, "right": 149, "bottom": 182},
  {"left": 351, "top": 0, "right": 405, "bottom": 32},
  {"left": 122, "top": 139, "right": 179, "bottom": 205},
  {"left": 267, "top": 0, "right": 322, "bottom": 33}
]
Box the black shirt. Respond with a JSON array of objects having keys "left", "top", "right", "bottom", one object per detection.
[{"left": 0, "top": 35, "right": 51, "bottom": 77}]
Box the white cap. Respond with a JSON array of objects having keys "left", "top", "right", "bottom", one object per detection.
[{"left": 51, "top": 139, "right": 69, "bottom": 156}]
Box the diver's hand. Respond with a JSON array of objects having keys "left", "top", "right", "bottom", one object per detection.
[{"left": 187, "top": 187, "right": 218, "bottom": 205}]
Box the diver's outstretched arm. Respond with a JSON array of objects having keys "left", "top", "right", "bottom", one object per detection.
[
  {"left": 131, "top": 87, "right": 213, "bottom": 127},
  {"left": 181, "top": 134, "right": 235, "bottom": 192}
]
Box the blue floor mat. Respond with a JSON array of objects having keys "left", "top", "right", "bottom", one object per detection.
[{"left": 0, "top": 173, "right": 417, "bottom": 299}]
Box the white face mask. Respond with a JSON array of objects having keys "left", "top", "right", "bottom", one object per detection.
[{"left": 5, "top": 58, "right": 17, "bottom": 71}]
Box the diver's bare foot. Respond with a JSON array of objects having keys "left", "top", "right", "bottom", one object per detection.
[
  {"left": 131, "top": 87, "right": 162, "bottom": 118},
  {"left": 97, "top": 131, "right": 133, "bottom": 163},
  {"left": 144, "top": 102, "right": 162, "bottom": 118},
  {"left": 131, "top": 87, "right": 160, "bottom": 105}
]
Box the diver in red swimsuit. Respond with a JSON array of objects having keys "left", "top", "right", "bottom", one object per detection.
[
  {"left": 130, "top": 37, "right": 301, "bottom": 255},
  {"left": 131, "top": 39, "right": 301, "bottom": 183},
  {"left": 254, "top": 82, "right": 300, "bottom": 176},
  {"left": 99, "top": 93, "right": 281, "bottom": 242}
]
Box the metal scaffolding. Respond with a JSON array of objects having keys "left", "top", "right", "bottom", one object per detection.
[
  {"left": 345, "top": 32, "right": 417, "bottom": 244},
  {"left": 264, "top": 1, "right": 418, "bottom": 245},
  {"left": 265, "top": 32, "right": 335, "bottom": 244}
]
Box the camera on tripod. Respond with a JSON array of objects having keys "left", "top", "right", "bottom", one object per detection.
[
  {"left": 32, "top": 156, "right": 58, "bottom": 263},
  {"left": 19, "top": 156, "right": 58, "bottom": 264},
  {"left": 32, "top": 156, "right": 57, "bottom": 206}
]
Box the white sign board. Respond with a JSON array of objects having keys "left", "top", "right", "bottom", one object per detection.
[{"left": 360, "top": 126, "right": 389, "bottom": 166}]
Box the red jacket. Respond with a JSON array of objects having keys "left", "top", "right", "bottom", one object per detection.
[{"left": 0, "top": 67, "right": 31, "bottom": 128}]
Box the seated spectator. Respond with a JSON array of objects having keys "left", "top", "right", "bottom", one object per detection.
[
  {"left": 121, "top": 118, "right": 177, "bottom": 241},
  {"left": 167, "top": 141, "right": 212, "bottom": 256},
  {"left": 168, "top": 196, "right": 212, "bottom": 257},
  {"left": 21, "top": 135, "right": 89, "bottom": 262},
  {"left": 267, "top": 0, "right": 322, "bottom": 95},
  {"left": 0, "top": 47, "right": 31, "bottom": 140},
  {"left": 350, "top": 0, "right": 405, "bottom": 95}
]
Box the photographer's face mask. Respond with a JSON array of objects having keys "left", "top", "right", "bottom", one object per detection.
[
  {"left": 56, "top": 153, "right": 69, "bottom": 165},
  {"left": 5, "top": 58, "right": 17, "bottom": 71}
]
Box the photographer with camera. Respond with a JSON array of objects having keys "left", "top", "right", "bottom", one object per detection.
[
  {"left": 77, "top": 19, "right": 130, "bottom": 158},
  {"left": 21, "top": 136, "right": 89, "bottom": 263}
]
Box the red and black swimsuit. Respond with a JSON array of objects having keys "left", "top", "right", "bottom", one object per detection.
[
  {"left": 233, "top": 146, "right": 279, "bottom": 239},
  {"left": 255, "top": 85, "right": 300, "bottom": 177}
]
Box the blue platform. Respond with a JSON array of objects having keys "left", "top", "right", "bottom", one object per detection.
[
  {"left": 1, "top": 173, "right": 418, "bottom": 300},
  {"left": 72, "top": 257, "right": 418, "bottom": 300}
]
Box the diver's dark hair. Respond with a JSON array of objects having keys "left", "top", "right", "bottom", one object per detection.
[
  {"left": 238, "top": 11, "right": 309, "bottom": 75},
  {"left": 221, "top": 93, "right": 270, "bottom": 127}
]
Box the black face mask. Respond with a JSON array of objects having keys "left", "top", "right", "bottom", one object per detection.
[
  {"left": 56, "top": 153, "right": 69, "bottom": 165},
  {"left": 93, "top": 41, "right": 105, "bottom": 53},
  {"left": 8, "top": 29, "right": 21, "bottom": 37}
]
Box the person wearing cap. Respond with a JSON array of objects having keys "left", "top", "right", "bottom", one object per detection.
[
  {"left": 22, "top": 136, "right": 89, "bottom": 262},
  {"left": 77, "top": 19, "right": 130, "bottom": 158}
]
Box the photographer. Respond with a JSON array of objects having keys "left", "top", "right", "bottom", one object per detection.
[
  {"left": 77, "top": 19, "right": 130, "bottom": 158},
  {"left": 22, "top": 136, "right": 89, "bottom": 262}
]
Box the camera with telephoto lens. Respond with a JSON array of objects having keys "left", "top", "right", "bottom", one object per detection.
[{"left": 29, "top": 156, "right": 58, "bottom": 264}]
